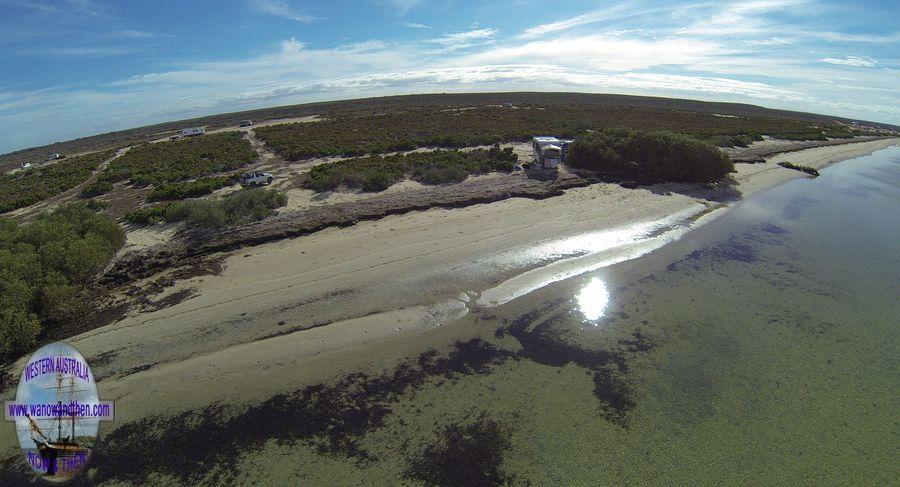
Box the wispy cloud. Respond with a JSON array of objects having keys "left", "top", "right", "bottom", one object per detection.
[
  {"left": 820, "top": 56, "right": 877, "bottom": 68},
  {"left": 743, "top": 37, "right": 793, "bottom": 46},
  {"left": 811, "top": 31, "right": 900, "bottom": 43},
  {"left": 0, "top": 0, "right": 105, "bottom": 17},
  {"left": 457, "top": 34, "right": 722, "bottom": 72},
  {"left": 248, "top": 0, "right": 313, "bottom": 22},
  {"left": 109, "top": 29, "right": 162, "bottom": 39},
  {"left": 378, "top": 0, "right": 423, "bottom": 15},
  {"left": 431, "top": 28, "right": 498, "bottom": 51},
  {"left": 677, "top": 0, "right": 808, "bottom": 36},
  {"left": 400, "top": 21, "right": 430, "bottom": 29},
  {"left": 519, "top": 3, "right": 632, "bottom": 38}
]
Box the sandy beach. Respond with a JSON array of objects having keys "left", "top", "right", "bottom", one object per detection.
[{"left": 1, "top": 137, "right": 897, "bottom": 457}]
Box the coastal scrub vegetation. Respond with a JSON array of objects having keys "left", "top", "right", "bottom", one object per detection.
[
  {"left": 567, "top": 128, "right": 734, "bottom": 183},
  {"left": 80, "top": 179, "right": 114, "bottom": 198},
  {"left": 778, "top": 161, "right": 820, "bottom": 176},
  {"left": 255, "top": 105, "right": 858, "bottom": 160},
  {"left": 125, "top": 189, "right": 287, "bottom": 228},
  {"left": 148, "top": 174, "right": 239, "bottom": 201},
  {"left": 0, "top": 150, "right": 114, "bottom": 214},
  {"left": 102, "top": 133, "right": 256, "bottom": 186},
  {"left": 0, "top": 203, "right": 125, "bottom": 362},
  {"left": 304, "top": 145, "right": 518, "bottom": 192}
]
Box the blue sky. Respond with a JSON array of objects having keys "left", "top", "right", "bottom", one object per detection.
[{"left": 1, "top": 0, "right": 898, "bottom": 154}]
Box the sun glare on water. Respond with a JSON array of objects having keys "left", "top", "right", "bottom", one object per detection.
[{"left": 577, "top": 278, "right": 610, "bottom": 323}]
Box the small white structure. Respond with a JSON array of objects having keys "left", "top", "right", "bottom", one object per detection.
[
  {"left": 239, "top": 120, "right": 253, "bottom": 127},
  {"left": 21, "top": 162, "right": 32, "bottom": 170},
  {"left": 532, "top": 136, "right": 573, "bottom": 169},
  {"left": 181, "top": 127, "right": 205, "bottom": 137}
]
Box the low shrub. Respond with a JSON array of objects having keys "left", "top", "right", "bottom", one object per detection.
[
  {"left": 125, "top": 189, "right": 287, "bottom": 228},
  {"left": 148, "top": 174, "right": 238, "bottom": 201},
  {"left": 81, "top": 180, "right": 113, "bottom": 198},
  {"left": 567, "top": 128, "right": 734, "bottom": 183},
  {"left": 85, "top": 199, "right": 108, "bottom": 212},
  {"left": 305, "top": 145, "right": 518, "bottom": 192},
  {"left": 124, "top": 206, "right": 168, "bottom": 225}
]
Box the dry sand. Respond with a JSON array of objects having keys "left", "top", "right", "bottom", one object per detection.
[{"left": 1, "top": 137, "right": 897, "bottom": 455}]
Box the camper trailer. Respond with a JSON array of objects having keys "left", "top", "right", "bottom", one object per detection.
[
  {"left": 532, "top": 136, "right": 573, "bottom": 169},
  {"left": 181, "top": 127, "right": 205, "bottom": 137}
]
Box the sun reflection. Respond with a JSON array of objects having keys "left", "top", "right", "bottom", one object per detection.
[{"left": 577, "top": 278, "right": 610, "bottom": 323}]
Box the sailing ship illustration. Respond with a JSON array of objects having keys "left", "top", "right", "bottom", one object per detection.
[{"left": 24, "top": 372, "right": 93, "bottom": 478}]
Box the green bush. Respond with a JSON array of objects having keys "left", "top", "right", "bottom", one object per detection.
[
  {"left": 305, "top": 145, "right": 518, "bottom": 192},
  {"left": 81, "top": 180, "right": 113, "bottom": 198},
  {"left": 567, "top": 128, "right": 734, "bottom": 183},
  {"left": 148, "top": 174, "right": 238, "bottom": 201},
  {"left": 0, "top": 203, "right": 125, "bottom": 362},
  {"left": 126, "top": 189, "right": 287, "bottom": 228},
  {"left": 85, "top": 199, "right": 108, "bottom": 212},
  {"left": 103, "top": 133, "right": 256, "bottom": 186},
  {"left": 125, "top": 206, "right": 168, "bottom": 225},
  {"left": 0, "top": 150, "right": 113, "bottom": 214}
]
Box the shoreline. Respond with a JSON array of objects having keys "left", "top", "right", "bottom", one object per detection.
[{"left": 1, "top": 137, "right": 897, "bottom": 449}]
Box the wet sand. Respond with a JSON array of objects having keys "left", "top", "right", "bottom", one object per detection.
[{"left": 0, "top": 137, "right": 897, "bottom": 463}]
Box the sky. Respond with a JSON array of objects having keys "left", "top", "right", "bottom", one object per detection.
[{"left": 1, "top": 0, "right": 898, "bottom": 154}]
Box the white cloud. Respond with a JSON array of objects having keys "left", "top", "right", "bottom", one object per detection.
[
  {"left": 248, "top": 0, "right": 313, "bottom": 22},
  {"left": 743, "top": 37, "right": 792, "bottom": 46},
  {"left": 677, "top": 0, "right": 808, "bottom": 36},
  {"left": 820, "top": 56, "right": 877, "bottom": 68},
  {"left": 811, "top": 31, "right": 900, "bottom": 43},
  {"left": 400, "top": 21, "right": 430, "bottom": 29},
  {"left": 456, "top": 35, "right": 722, "bottom": 72},
  {"left": 430, "top": 28, "right": 498, "bottom": 51},
  {"left": 519, "top": 3, "right": 632, "bottom": 39}
]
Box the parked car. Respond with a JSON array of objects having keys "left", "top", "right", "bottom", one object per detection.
[{"left": 240, "top": 170, "right": 274, "bottom": 187}]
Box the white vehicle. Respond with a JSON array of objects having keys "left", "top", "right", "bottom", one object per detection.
[
  {"left": 531, "top": 136, "right": 574, "bottom": 169},
  {"left": 241, "top": 170, "right": 274, "bottom": 187},
  {"left": 181, "top": 127, "right": 205, "bottom": 137},
  {"left": 239, "top": 120, "right": 253, "bottom": 127}
]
